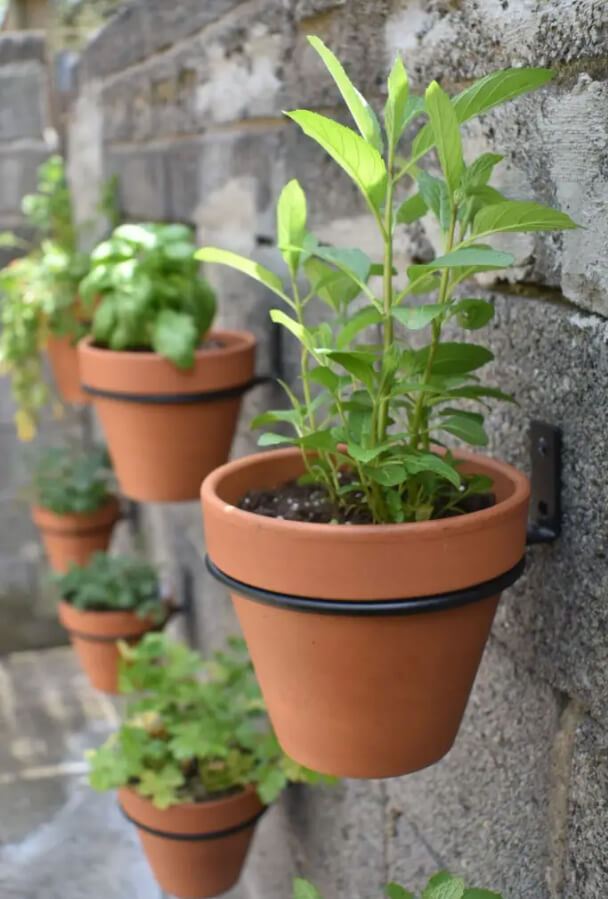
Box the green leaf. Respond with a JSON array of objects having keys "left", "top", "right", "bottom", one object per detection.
[
  {"left": 396, "top": 192, "right": 428, "bottom": 225},
  {"left": 314, "top": 246, "right": 372, "bottom": 285},
  {"left": 285, "top": 110, "right": 387, "bottom": 210},
  {"left": 403, "top": 451, "right": 461, "bottom": 487},
  {"left": 451, "top": 298, "right": 494, "bottom": 330},
  {"left": 462, "top": 890, "right": 503, "bottom": 899},
  {"left": 269, "top": 309, "right": 310, "bottom": 346},
  {"left": 386, "top": 884, "right": 415, "bottom": 899},
  {"left": 408, "top": 247, "right": 514, "bottom": 279},
  {"left": 256, "top": 767, "right": 287, "bottom": 804},
  {"left": 257, "top": 432, "right": 295, "bottom": 447},
  {"left": 308, "top": 36, "right": 383, "bottom": 152},
  {"left": 440, "top": 384, "right": 515, "bottom": 404},
  {"left": 151, "top": 309, "right": 198, "bottom": 370},
  {"left": 413, "top": 68, "right": 555, "bottom": 161},
  {"left": 415, "top": 342, "right": 493, "bottom": 374},
  {"left": 417, "top": 171, "right": 451, "bottom": 229},
  {"left": 439, "top": 412, "right": 489, "bottom": 446},
  {"left": 293, "top": 879, "right": 323, "bottom": 899},
  {"left": 472, "top": 200, "right": 578, "bottom": 238},
  {"left": 196, "top": 248, "right": 290, "bottom": 302},
  {"left": 308, "top": 366, "right": 341, "bottom": 391},
  {"left": 346, "top": 441, "right": 394, "bottom": 463},
  {"left": 460, "top": 153, "right": 504, "bottom": 190},
  {"left": 277, "top": 179, "right": 307, "bottom": 273},
  {"left": 250, "top": 408, "right": 301, "bottom": 429},
  {"left": 365, "top": 463, "right": 407, "bottom": 486},
  {"left": 385, "top": 55, "right": 409, "bottom": 147},
  {"left": 305, "top": 258, "right": 361, "bottom": 310},
  {"left": 392, "top": 304, "right": 444, "bottom": 330},
  {"left": 422, "top": 872, "right": 466, "bottom": 899},
  {"left": 336, "top": 307, "right": 381, "bottom": 347},
  {"left": 325, "top": 351, "right": 376, "bottom": 393},
  {"left": 425, "top": 81, "right": 464, "bottom": 194}
]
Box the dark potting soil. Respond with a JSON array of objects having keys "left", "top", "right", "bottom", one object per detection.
[{"left": 238, "top": 477, "right": 495, "bottom": 524}]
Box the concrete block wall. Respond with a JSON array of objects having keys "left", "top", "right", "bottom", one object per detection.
[{"left": 68, "top": 2, "right": 608, "bottom": 896}]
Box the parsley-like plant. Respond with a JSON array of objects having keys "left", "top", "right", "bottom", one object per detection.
[
  {"left": 87, "top": 633, "right": 333, "bottom": 808},
  {"left": 33, "top": 444, "right": 114, "bottom": 515},
  {"left": 80, "top": 223, "right": 217, "bottom": 370},
  {"left": 198, "top": 37, "right": 577, "bottom": 524},
  {"left": 54, "top": 553, "right": 165, "bottom": 620},
  {"left": 294, "top": 872, "right": 502, "bottom": 899}
]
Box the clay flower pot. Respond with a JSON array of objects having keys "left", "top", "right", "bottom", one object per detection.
[
  {"left": 78, "top": 331, "right": 256, "bottom": 502},
  {"left": 118, "top": 785, "right": 265, "bottom": 899},
  {"left": 58, "top": 600, "right": 169, "bottom": 693},
  {"left": 32, "top": 497, "right": 120, "bottom": 574},
  {"left": 201, "top": 447, "right": 530, "bottom": 779},
  {"left": 47, "top": 334, "right": 90, "bottom": 405}
]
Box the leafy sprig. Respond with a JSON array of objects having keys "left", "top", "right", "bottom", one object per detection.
[
  {"left": 198, "top": 37, "right": 577, "bottom": 524},
  {"left": 293, "top": 872, "right": 502, "bottom": 899},
  {"left": 87, "top": 633, "right": 333, "bottom": 809},
  {"left": 34, "top": 444, "right": 114, "bottom": 514},
  {"left": 54, "top": 552, "right": 164, "bottom": 620},
  {"left": 80, "top": 223, "right": 217, "bottom": 369}
]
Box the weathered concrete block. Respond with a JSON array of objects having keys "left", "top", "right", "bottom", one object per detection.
[
  {"left": 0, "top": 65, "right": 47, "bottom": 141},
  {"left": 105, "top": 148, "right": 168, "bottom": 221},
  {"left": 0, "top": 32, "right": 46, "bottom": 67},
  {"left": 565, "top": 717, "right": 608, "bottom": 898},
  {"left": 145, "top": 0, "right": 243, "bottom": 52},
  {"left": 80, "top": 3, "right": 148, "bottom": 80},
  {"left": 165, "top": 138, "right": 205, "bottom": 222},
  {"left": 385, "top": 638, "right": 560, "bottom": 896},
  {"left": 0, "top": 148, "right": 48, "bottom": 215}
]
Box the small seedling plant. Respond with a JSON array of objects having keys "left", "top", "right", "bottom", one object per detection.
[
  {"left": 80, "top": 223, "right": 217, "bottom": 370},
  {"left": 87, "top": 633, "right": 333, "bottom": 808},
  {"left": 34, "top": 444, "right": 114, "bottom": 515},
  {"left": 0, "top": 156, "right": 120, "bottom": 439},
  {"left": 293, "top": 872, "right": 502, "bottom": 899},
  {"left": 55, "top": 553, "right": 165, "bottom": 620},
  {"left": 199, "top": 37, "right": 577, "bottom": 524}
]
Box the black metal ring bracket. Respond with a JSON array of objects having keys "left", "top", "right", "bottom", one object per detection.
[
  {"left": 205, "top": 555, "right": 526, "bottom": 617},
  {"left": 119, "top": 803, "right": 266, "bottom": 841},
  {"left": 81, "top": 375, "right": 272, "bottom": 406}
]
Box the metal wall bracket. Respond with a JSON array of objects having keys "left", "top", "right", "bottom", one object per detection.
[{"left": 526, "top": 421, "right": 562, "bottom": 546}]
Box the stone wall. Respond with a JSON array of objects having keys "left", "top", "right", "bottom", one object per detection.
[{"left": 68, "top": 2, "right": 608, "bottom": 897}]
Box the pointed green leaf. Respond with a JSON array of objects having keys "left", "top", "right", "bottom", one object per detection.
[
  {"left": 462, "top": 890, "right": 503, "bottom": 899},
  {"left": 257, "top": 432, "right": 295, "bottom": 447},
  {"left": 417, "top": 171, "right": 451, "bottom": 230},
  {"left": 151, "top": 309, "right": 197, "bottom": 370},
  {"left": 308, "top": 36, "right": 383, "bottom": 152},
  {"left": 196, "top": 248, "right": 290, "bottom": 302},
  {"left": 396, "top": 192, "right": 428, "bottom": 224},
  {"left": 315, "top": 246, "right": 372, "bottom": 284},
  {"left": 305, "top": 258, "right": 360, "bottom": 309},
  {"left": 293, "top": 879, "right": 323, "bottom": 899},
  {"left": 386, "top": 883, "right": 415, "bottom": 899},
  {"left": 439, "top": 412, "right": 488, "bottom": 446},
  {"left": 403, "top": 451, "right": 461, "bottom": 487},
  {"left": 451, "top": 298, "right": 495, "bottom": 330},
  {"left": 460, "top": 153, "right": 504, "bottom": 190},
  {"left": 325, "top": 351, "right": 375, "bottom": 393},
  {"left": 408, "top": 247, "right": 514, "bottom": 279},
  {"left": 438, "top": 384, "right": 515, "bottom": 404},
  {"left": 422, "top": 872, "right": 466, "bottom": 899},
  {"left": 385, "top": 56, "right": 410, "bottom": 147},
  {"left": 277, "top": 179, "right": 307, "bottom": 273},
  {"left": 308, "top": 366, "right": 341, "bottom": 391},
  {"left": 392, "top": 304, "right": 444, "bottom": 330},
  {"left": 425, "top": 81, "right": 464, "bottom": 194},
  {"left": 472, "top": 200, "right": 578, "bottom": 238},
  {"left": 269, "top": 309, "right": 309, "bottom": 346},
  {"left": 336, "top": 306, "right": 381, "bottom": 347},
  {"left": 285, "top": 110, "right": 387, "bottom": 210},
  {"left": 415, "top": 342, "right": 493, "bottom": 374}
]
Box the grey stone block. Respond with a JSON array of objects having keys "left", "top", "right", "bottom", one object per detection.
[
  {"left": 81, "top": 3, "right": 148, "bottom": 80},
  {"left": 165, "top": 138, "right": 205, "bottom": 222},
  {"left": 145, "top": 0, "right": 243, "bottom": 53},
  {"left": 106, "top": 148, "right": 168, "bottom": 221},
  {"left": 0, "top": 33, "right": 47, "bottom": 67},
  {"left": 384, "top": 638, "right": 560, "bottom": 897},
  {"left": 565, "top": 717, "right": 608, "bottom": 898},
  {"left": 0, "top": 148, "right": 48, "bottom": 215},
  {"left": 0, "top": 65, "right": 47, "bottom": 141}
]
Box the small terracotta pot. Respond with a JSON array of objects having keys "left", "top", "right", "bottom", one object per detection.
[
  {"left": 32, "top": 497, "right": 120, "bottom": 574},
  {"left": 58, "top": 600, "right": 169, "bottom": 693},
  {"left": 118, "top": 785, "right": 265, "bottom": 898},
  {"left": 47, "top": 334, "right": 90, "bottom": 405},
  {"left": 78, "top": 331, "right": 256, "bottom": 502},
  {"left": 201, "top": 447, "right": 530, "bottom": 778}
]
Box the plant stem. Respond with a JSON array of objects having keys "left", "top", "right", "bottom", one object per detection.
[
  {"left": 377, "top": 147, "right": 395, "bottom": 445},
  {"left": 409, "top": 210, "right": 457, "bottom": 450}
]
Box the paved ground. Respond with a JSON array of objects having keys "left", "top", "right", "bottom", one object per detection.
[{"left": 0, "top": 647, "right": 164, "bottom": 899}]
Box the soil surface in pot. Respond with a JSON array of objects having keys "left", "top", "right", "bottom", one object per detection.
[
  {"left": 91, "top": 339, "right": 225, "bottom": 353},
  {"left": 238, "top": 475, "right": 495, "bottom": 524}
]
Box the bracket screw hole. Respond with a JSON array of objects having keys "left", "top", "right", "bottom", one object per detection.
[{"left": 537, "top": 436, "right": 549, "bottom": 456}]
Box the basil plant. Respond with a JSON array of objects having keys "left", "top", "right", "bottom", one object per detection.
[{"left": 199, "top": 36, "right": 576, "bottom": 525}]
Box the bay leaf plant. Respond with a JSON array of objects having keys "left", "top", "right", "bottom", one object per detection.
[
  {"left": 293, "top": 872, "right": 502, "bottom": 899},
  {"left": 80, "top": 223, "right": 217, "bottom": 370},
  {"left": 87, "top": 633, "right": 334, "bottom": 808},
  {"left": 198, "top": 37, "right": 577, "bottom": 524}
]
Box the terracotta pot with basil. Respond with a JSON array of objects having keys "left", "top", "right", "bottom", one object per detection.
[
  {"left": 31, "top": 444, "right": 119, "bottom": 574},
  {"left": 77, "top": 223, "right": 256, "bottom": 502},
  {"left": 198, "top": 38, "right": 577, "bottom": 778},
  {"left": 55, "top": 553, "right": 170, "bottom": 693},
  {"left": 87, "top": 634, "right": 330, "bottom": 898}
]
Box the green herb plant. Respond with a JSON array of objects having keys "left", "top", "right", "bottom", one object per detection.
[
  {"left": 294, "top": 872, "right": 502, "bottom": 899},
  {"left": 54, "top": 552, "right": 165, "bottom": 620},
  {"left": 198, "top": 37, "right": 577, "bottom": 524},
  {"left": 33, "top": 444, "right": 113, "bottom": 515},
  {"left": 0, "top": 156, "right": 118, "bottom": 440},
  {"left": 80, "top": 223, "right": 217, "bottom": 370},
  {"left": 87, "top": 633, "right": 333, "bottom": 808}
]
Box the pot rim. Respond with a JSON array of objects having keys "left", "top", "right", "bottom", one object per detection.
[
  {"left": 119, "top": 782, "right": 260, "bottom": 817},
  {"left": 32, "top": 495, "right": 120, "bottom": 532},
  {"left": 58, "top": 598, "right": 169, "bottom": 638},
  {"left": 201, "top": 446, "right": 530, "bottom": 539}
]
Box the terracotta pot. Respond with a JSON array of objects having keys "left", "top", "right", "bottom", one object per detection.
[
  {"left": 47, "top": 334, "right": 90, "bottom": 405},
  {"left": 118, "top": 785, "right": 265, "bottom": 898},
  {"left": 32, "top": 497, "right": 120, "bottom": 574},
  {"left": 201, "top": 447, "right": 530, "bottom": 778},
  {"left": 78, "top": 331, "right": 256, "bottom": 502},
  {"left": 58, "top": 600, "right": 169, "bottom": 693}
]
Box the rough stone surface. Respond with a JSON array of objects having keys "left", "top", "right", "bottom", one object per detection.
[
  {"left": 0, "top": 64, "right": 47, "bottom": 142},
  {"left": 61, "top": 1, "right": 608, "bottom": 895}
]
